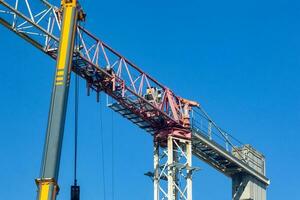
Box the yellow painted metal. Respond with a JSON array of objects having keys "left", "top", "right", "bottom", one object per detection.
[
  {"left": 36, "top": 178, "right": 59, "bottom": 200},
  {"left": 36, "top": 0, "right": 78, "bottom": 199},
  {"left": 57, "top": 7, "right": 73, "bottom": 71},
  {"left": 57, "top": 70, "right": 64, "bottom": 76},
  {"left": 55, "top": 82, "right": 64, "bottom": 86},
  {"left": 54, "top": 3, "right": 76, "bottom": 86},
  {"left": 39, "top": 183, "right": 50, "bottom": 200},
  {"left": 56, "top": 76, "right": 64, "bottom": 81},
  {"left": 61, "top": 0, "right": 77, "bottom": 7}
]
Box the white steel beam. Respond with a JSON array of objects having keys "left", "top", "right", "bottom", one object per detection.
[{"left": 154, "top": 136, "right": 194, "bottom": 200}]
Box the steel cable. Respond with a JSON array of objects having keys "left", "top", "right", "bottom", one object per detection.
[
  {"left": 111, "top": 109, "right": 115, "bottom": 200},
  {"left": 74, "top": 71, "right": 79, "bottom": 185},
  {"left": 99, "top": 100, "right": 107, "bottom": 200}
]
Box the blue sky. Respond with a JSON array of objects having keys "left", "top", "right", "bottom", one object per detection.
[{"left": 0, "top": 0, "right": 299, "bottom": 199}]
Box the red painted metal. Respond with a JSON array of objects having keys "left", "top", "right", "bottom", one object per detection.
[{"left": 69, "top": 25, "right": 200, "bottom": 140}]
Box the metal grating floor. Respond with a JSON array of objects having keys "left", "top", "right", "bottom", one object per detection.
[{"left": 108, "top": 102, "right": 156, "bottom": 134}]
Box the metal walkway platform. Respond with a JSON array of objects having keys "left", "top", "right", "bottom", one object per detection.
[
  {"left": 108, "top": 102, "right": 157, "bottom": 133},
  {"left": 192, "top": 128, "right": 269, "bottom": 185}
]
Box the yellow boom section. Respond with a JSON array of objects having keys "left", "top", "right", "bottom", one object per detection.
[{"left": 36, "top": 0, "right": 78, "bottom": 199}]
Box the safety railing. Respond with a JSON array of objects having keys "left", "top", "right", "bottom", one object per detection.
[{"left": 191, "top": 106, "right": 265, "bottom": 173}]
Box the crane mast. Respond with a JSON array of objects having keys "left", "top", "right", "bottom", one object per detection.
[{"left": 0, "top": 0, "right": 270, "bottom": 199}]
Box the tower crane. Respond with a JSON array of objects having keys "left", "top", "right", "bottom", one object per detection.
[{"left": 0, "top": 0, "right": 270, "bottom": 200}]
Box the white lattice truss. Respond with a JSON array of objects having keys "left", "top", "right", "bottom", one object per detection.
[{"left": 154, "top": 137, "right": 196, "bottom": 200}]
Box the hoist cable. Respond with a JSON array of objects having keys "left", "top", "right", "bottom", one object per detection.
[
  {"left": 73, "top": 17, "right": 81, "bottom": 186},
  {"left": 99, "top": 100, "right": 107, "bottom": 200},
  {"left": 111, "top": 110, "right": 115, "bottom": 200},
  {"left": 74, "top": 68, "right": 79, "bottom": 186}
]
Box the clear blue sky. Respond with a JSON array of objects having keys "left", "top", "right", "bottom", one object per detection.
[{"left": 0, "top": 0, "right": 299, "bottom": 199}]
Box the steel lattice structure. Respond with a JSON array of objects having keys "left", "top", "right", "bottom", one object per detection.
[
  {"left": 152, "top": 137, "right": 194, "bottom": 200},
  {"left": 0, "top": 0, "right": 270, "bottom": 199}
]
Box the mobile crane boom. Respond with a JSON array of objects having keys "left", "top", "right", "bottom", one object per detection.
[{"left": 36, "top": 1, "right": 79, "bottom": 199}]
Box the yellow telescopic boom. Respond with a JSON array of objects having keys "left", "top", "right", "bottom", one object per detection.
[{"left": 36, "top": 0, "right": 79, "bottom": 199}]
